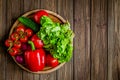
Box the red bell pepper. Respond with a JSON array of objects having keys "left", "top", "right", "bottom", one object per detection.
[{"left": 24, "top": 41, "right": 45, "bottom": 72}]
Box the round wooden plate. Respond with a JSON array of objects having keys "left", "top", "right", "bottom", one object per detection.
[{"left": 9, "top": 9, "right": 66, "bottom": 74}]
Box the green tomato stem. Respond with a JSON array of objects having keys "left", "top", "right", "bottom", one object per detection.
[
  {"left": 7, "top": 43, "right": 13, "bottom": 51},
  {"left": 28, "top": 41, "right": 35, "bottom": 51}
]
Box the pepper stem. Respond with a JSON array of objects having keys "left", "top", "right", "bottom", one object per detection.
[{"left": 28, "top": 41, "right": 35, "bottom": 51}]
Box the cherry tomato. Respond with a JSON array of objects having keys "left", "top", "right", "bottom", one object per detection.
[
  {"left": 46, "top": 54, "right": 59, "bottom": 67},
  {"left": 20, "top": 35, "right": 28, "bottom": 43},
  {"left": 34, "top": 10, "right": 48, "bottom": 24},
  {"left": 13, "top": 40, "right": 21, "bottom": 49},
  {"left": 25, "top": 28, "right": 33, "bottom": 37},
  {"left": 31, "top": 35, "right": 43, "bottom": 48},
  {"left": 16, "top": 26, "right": 26, "bottom": 34},
  {"left": 5, "top": 39, "right": 13, "bottom": 47},
  {"left": 9, "top": 47, "right": 18, "bottom": 56},
  {"left": 10, "top": 32, "right": 19, "bottom": 41}
]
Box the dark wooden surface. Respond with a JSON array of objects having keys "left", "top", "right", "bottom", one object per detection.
[{"left": 0, "top": 0, "right": 120, "bottom": 80}]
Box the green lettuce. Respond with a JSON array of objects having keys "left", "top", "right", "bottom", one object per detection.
[{"left": 37, "top": 16, "right": 74, "bottom": 63}]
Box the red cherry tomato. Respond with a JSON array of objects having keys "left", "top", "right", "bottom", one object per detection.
[
  {"left": 25, "top": 28, "right": 33, "bottom": 37},
  {"left": 34, "top": 10, "right": 48, "bottom": 24},
  {"left": 13, "top": 40, "right": 21, "bottom": 49},
  {"left": 9, "top": 47, "right": 18, "bottom": 56},
  {"left": 10, "top": 32, "right": 19, "bottom": 41},
  {"left": 16, "top": 26, "right": 26, "bottom": 34},
  {"left": 31, "top": 35, "right": 43, "bottom": 48},
  {"left": 46, "top": 54, "right": 59, "bottom": 68},
  {"left": 20, "top": 35, "right": 28, "bottom": 43},
  {"left": 5, "top": 39, "right": 13, "bottom": 47}
]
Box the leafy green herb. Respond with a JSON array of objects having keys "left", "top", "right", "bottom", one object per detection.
[{"left": 37, "top": 16, "right": 74, "bottom": 63}]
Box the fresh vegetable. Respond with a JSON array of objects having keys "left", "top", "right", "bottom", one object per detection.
[
  {"left": 16, "top": 25, "right": 26, "bottom": 34},
  {"left": 11, "top": 32, "right": 19, "bottom": 41},
  {"left": 34, "top": 10, "right": 48, "bottom": 24},
  {"left": 25, "top": 28, "right": 33, "bottom": 37},
  {"left": 5, "top": 39, "right": 13, "bottom": 47},
  {"left": 46, "top": 54, "right": 59, "bottom": 67},
  {"left": 20, "top": 35, "right": 28, "bottom": 43},
  {"left": 21, "top": 43, "right": 28, "bottom": 51},
  {"left": 40, "top": 16, "right": 53, "bottom": 27},
  {"left": 37, "top": 16, "right": 74, "bottom": 63},
  {"left": 13, "top": 40, "right": 21, "bottom": 49},
  {"left": 21, "top": 43, "right": 31, "bottom": 51},
  {"left": 9, "top": 47, "right": 18, "bottom": 56},
  {"left": 24, "top": 41, "right": 45, "bottom": 72},
  {"left": 5, "top": 10, "right": 74, "bottom": 72},
  {"left": 15, "top": 55, "right": 24, "bottom": 64},
  {"left": 31, "top": 35, "right": 43, "bottom": 48},
  {"left": 18, "top": 17, "right": 39, "bottom": 32}
]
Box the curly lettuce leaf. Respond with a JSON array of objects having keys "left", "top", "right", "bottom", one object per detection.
[{"left": 37, "top": 16, "right": 74, "bottom": 63}]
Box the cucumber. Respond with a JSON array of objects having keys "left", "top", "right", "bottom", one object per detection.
[{"left": 18, "top": 17, "right": 39, "bottom": 32}]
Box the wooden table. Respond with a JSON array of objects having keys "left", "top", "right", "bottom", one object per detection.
[{"left": 0, "top": 0, "right": 120, "bottom": 80}]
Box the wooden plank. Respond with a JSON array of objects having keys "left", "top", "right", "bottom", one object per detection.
[
  {"left": 33, "top": 0, "right": 41, "bottom": 79},
  {"left": 57, "top": 0, "right": 74, "bottom": 80},
  {"left": 91, "top": 0, "right": 108, "bottom": 80},
  {"left": 0, "top": 0, "right": 6, "bottom": 80},
  {"left": 0, "top": 0, "right": 2, "bottom": 38},
  {"left": 23, "top": 0, "right": 41, "bottom": 80},
  {"left": 41, "top": 0, "right": 57, "bottom": 12},
  {"left": 108, "top": 0, "right": 120, "bottom": 80},
  {"left": 39, "top": 0, "right": 57, "bottom": 80},
  {"left": 74, "top": 0, "right": 90, "bottom": 80},
  {"left": 23, "top": 0, "right": 40, "bottom": 12},
  {"left": 5, "top": 0, "right": 23, "bottom": 80}
]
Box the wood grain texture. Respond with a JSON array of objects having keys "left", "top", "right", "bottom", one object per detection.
[
  {"left": 40, "top": 0, "right": 57, "bottom": 80},
  {"left": 23, "top": 0, "right": 41, "bottom": 80},
  {"left": 57, "top": 0, "right": 74, "bottom": 80},
  {"left": 41, "top": 0, "right": 57, "bottom": 12},
  {"left": 0, "top": 0, "right": 2, "bottom": 38},
  {"left": 74, "top": 0, "right": 90, "bottom": 80},
  {"left": 108, "top": 0, "right": 120, "bottom": 80},
  {"left": 91, "top": 0, "right": 108, "bottom": 80},
  {"left": 23, "top": 0, "right": 40, "bottom": 12},
  {"left": 5, "top": 0, "right": 23, "bottom": 80},
  {"left": 0, "top": 0, "right": 7, "bottom": 80},
  {"left": 0, "top": 0, "right": 120, "bottom": 80}
]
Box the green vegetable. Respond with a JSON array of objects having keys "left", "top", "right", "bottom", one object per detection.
[
  {"left": 18, "top": 17, "right": 39, "bottom": 32},
  {"left": 28, "top": 41, "right": 35, "bottom": 51},
  {"left": 37, "top": 16, "right": 74, "bottom": 63}
]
